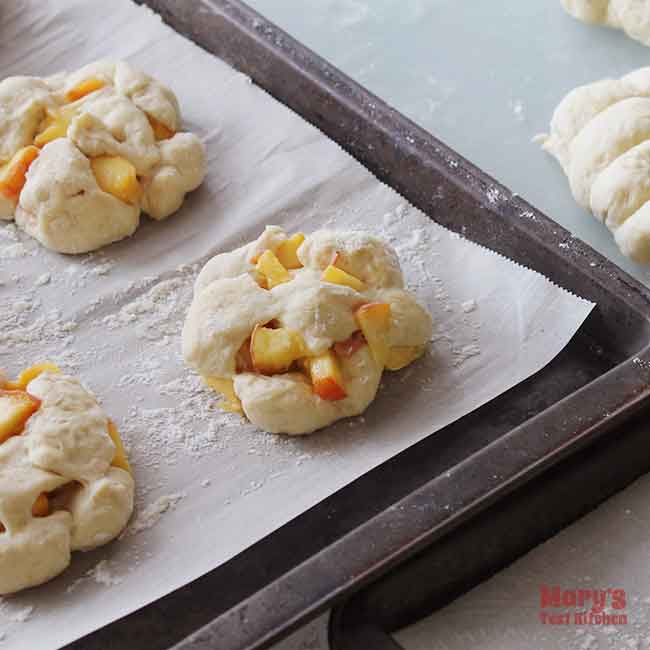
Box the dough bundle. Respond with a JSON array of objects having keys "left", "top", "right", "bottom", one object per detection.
[
  {"left": 182, "top": 226, "right": 433, "bottom": 435},
  {"left": 0, "top": 365, "right": 134, "bottom": 594},
  {"left": 539, "top": 67, "right": 650, "bottom": 263},
  {"left": 561, "top": 0, "right": 650, "bottom": 46},
  {"left": 0, "top": 60, "right": 206, "bottom": 253}
]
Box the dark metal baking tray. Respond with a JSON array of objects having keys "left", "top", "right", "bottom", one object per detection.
[
  {"left": 329, "top": 409, "right": 650, "bottom": 649},
  {"left": 69, "top": 1, "right": 650, "bottom": 649}
]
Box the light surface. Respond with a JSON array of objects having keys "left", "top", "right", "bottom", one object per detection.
[{"left": 248, "top": 0, "right": 650, "bottom": 286}]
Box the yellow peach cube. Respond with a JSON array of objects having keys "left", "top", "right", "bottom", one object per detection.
[
  {"left": 355, "top": 303, "right": 391, "bottom": 368},
  {"left": 250, "top": 325, "right": 306, "bottom": 374},
  {"left": 256, "top": 250, "right": 291, "bottom": 289},
  {"left": 276, "top": 233, "right": 305, "bottom": 269},
  {"left": 91, "top": 155, "right": 141, "bottom": 205},
  {"left": 321, "top": 265, "right": 367, "bottom": 292},
  {"left": 34, "top": 112, "right": 71, "bottom": 148}
]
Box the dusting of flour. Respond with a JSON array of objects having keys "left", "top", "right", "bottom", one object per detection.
[
  {"left": 126, "top": 493, "right": 186, "bottom": 536},
  {"left": 0, "top": 195, "right": 481, "bottom": 634}
]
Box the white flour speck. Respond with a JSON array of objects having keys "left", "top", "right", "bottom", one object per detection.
[
  {"left": 126, "top": 493, "right": 185, "bottom": 536},
  {"left": 509, "top": 98, "right": 525, "bottom": 122},
  {"left": 461, "top": 299, "right": 477, "bottom": 313},
  {"left": 0, "top": 601, "right": 34, "bottom": 623}
]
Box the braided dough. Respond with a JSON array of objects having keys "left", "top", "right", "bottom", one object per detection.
[
  {"left": 0, "top": 60, "right": 206, "bottom": 253},
  {"left": 182, "top": 226, "right": 433, "bottom": 435},
  {"left": 561, "top": 0, "right": 650, "bottom": 46},
  {"left": 539, "top": 67, "right": 650, "bottom": 262},
  {"left": 0, "top": 370, "right": 134, "bottom": 594}
]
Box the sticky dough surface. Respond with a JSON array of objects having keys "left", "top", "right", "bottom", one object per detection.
[
  {"left": 0, "top": 60, "right": 206, "bottom": 253},
  {"left": 0, "top": 372, "right": 134, "bottom": 595},
  {"left": 540, "top": 67, "right": 650, "bottom": 263},
  {"left": 182, "top": 226, "right": 433, "bottom": 435},
  {"left": 561, "top": 0, "right": 650, "bottom": 46}
]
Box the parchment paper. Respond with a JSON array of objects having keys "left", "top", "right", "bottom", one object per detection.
[{"left": 0, "top": 1, "right": 594, "bottom": 648}]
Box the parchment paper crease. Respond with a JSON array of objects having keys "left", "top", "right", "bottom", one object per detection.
[{"left": 0, "top": 1, "right": 593, "bottom": 648}]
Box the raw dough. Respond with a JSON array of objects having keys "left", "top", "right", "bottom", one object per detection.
[
  {"left": 539, "top": 67, "right": 650, "bottom": 263},
  {"left": 0, "top": 60, "right": 206, "bottom": 253},
  {"left": 182, "top": 226, "right": 433, "bottom": 435},
  {"left": 561, "top": 0, "right": 650, "bottom": 45},
  {"left": 0, "top": 371, "right": 134, "bottom": 594}
]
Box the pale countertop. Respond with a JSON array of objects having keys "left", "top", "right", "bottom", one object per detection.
[{"left": 243, "top": 1, "right": 650, "bottom": 648}]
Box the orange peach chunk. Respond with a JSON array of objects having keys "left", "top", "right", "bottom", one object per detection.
[
  {"left": 66, "top": 77, "right": 105, "bottom": 102},
  {"left": 0, "top": 146, "right": 39, "bottom": 201},
  {"left": 7, "top": 362, "right": 60, "bottom": 391},
  {"left": 0, "top": 389, "right": 41, "bottom": 444},
  {"left": 302, "top": 350, "right": 347, "bottom": 401},
  {"left": 31, "top": 493, "right": 50, "bottom": 518},
  {"left": 146, "top": 114, "right": 175, "bottom": 141}
]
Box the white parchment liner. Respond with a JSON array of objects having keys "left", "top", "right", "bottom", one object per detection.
[{"left": 0, "top": 1, "right": 593, "bottom": 647}]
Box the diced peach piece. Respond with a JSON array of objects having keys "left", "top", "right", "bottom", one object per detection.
[
  {"left": 333, "top": 331, "right": 367, "bottom": 358},
  {"left": 34, "top": 112, "right": 71, "bottom": 148},
  {"left": 32, "top": 493, "right": 49, "bottom": 517},
  {"left": 66, "top": 77, "right": 105, "bottom": 102},
  {"left": 256, "top": 250, "right": 291, "bottom": 289},
  {"left": 250, "top": 325, "right": 306, "bottom": 375},
  {"left": 0, "top": 146, "right": 39, "bottom": 200},
  {"left": 107, "top": 420, "right": 132, "bottom": 474},
  {"left": 203, "top": 376, "right": 243, "bottom": 414},
  {"left": 276, "top": 233, "right": 305, "bottom": 269},
  {"left": 321, "top": 264, "right": 367, "bottom": 292},
  {"left": 0, "top": 390, "right": 41, "bottom": 444},
  {"left": 302, "top": 350, "right": 347, "bottom": 401},
  {"left": 91, "top": 155, "right": 141, "bottom": 204},
  {"left": 7, "top": 362, "right": 60, "bottom": 391},
  {"left": 146, "top": 114, "right": 175, "bottom": 141},
  {"left": 385, "top": 345, "right": 426, "bottom": 371},
  {"left": 236, "top": 339, "right": 254, "bottom": 373},
  {"left": 355, "top": 303, "right": 391, "bottom": 368}
]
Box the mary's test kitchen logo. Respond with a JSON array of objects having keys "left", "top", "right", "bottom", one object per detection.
[{"left": 539, "top": 585, "right": 628, "bottom": 626}]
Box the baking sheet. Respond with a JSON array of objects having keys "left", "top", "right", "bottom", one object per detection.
[{"left": 0, "top": 1, "right": 593, "bottom": 648}]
